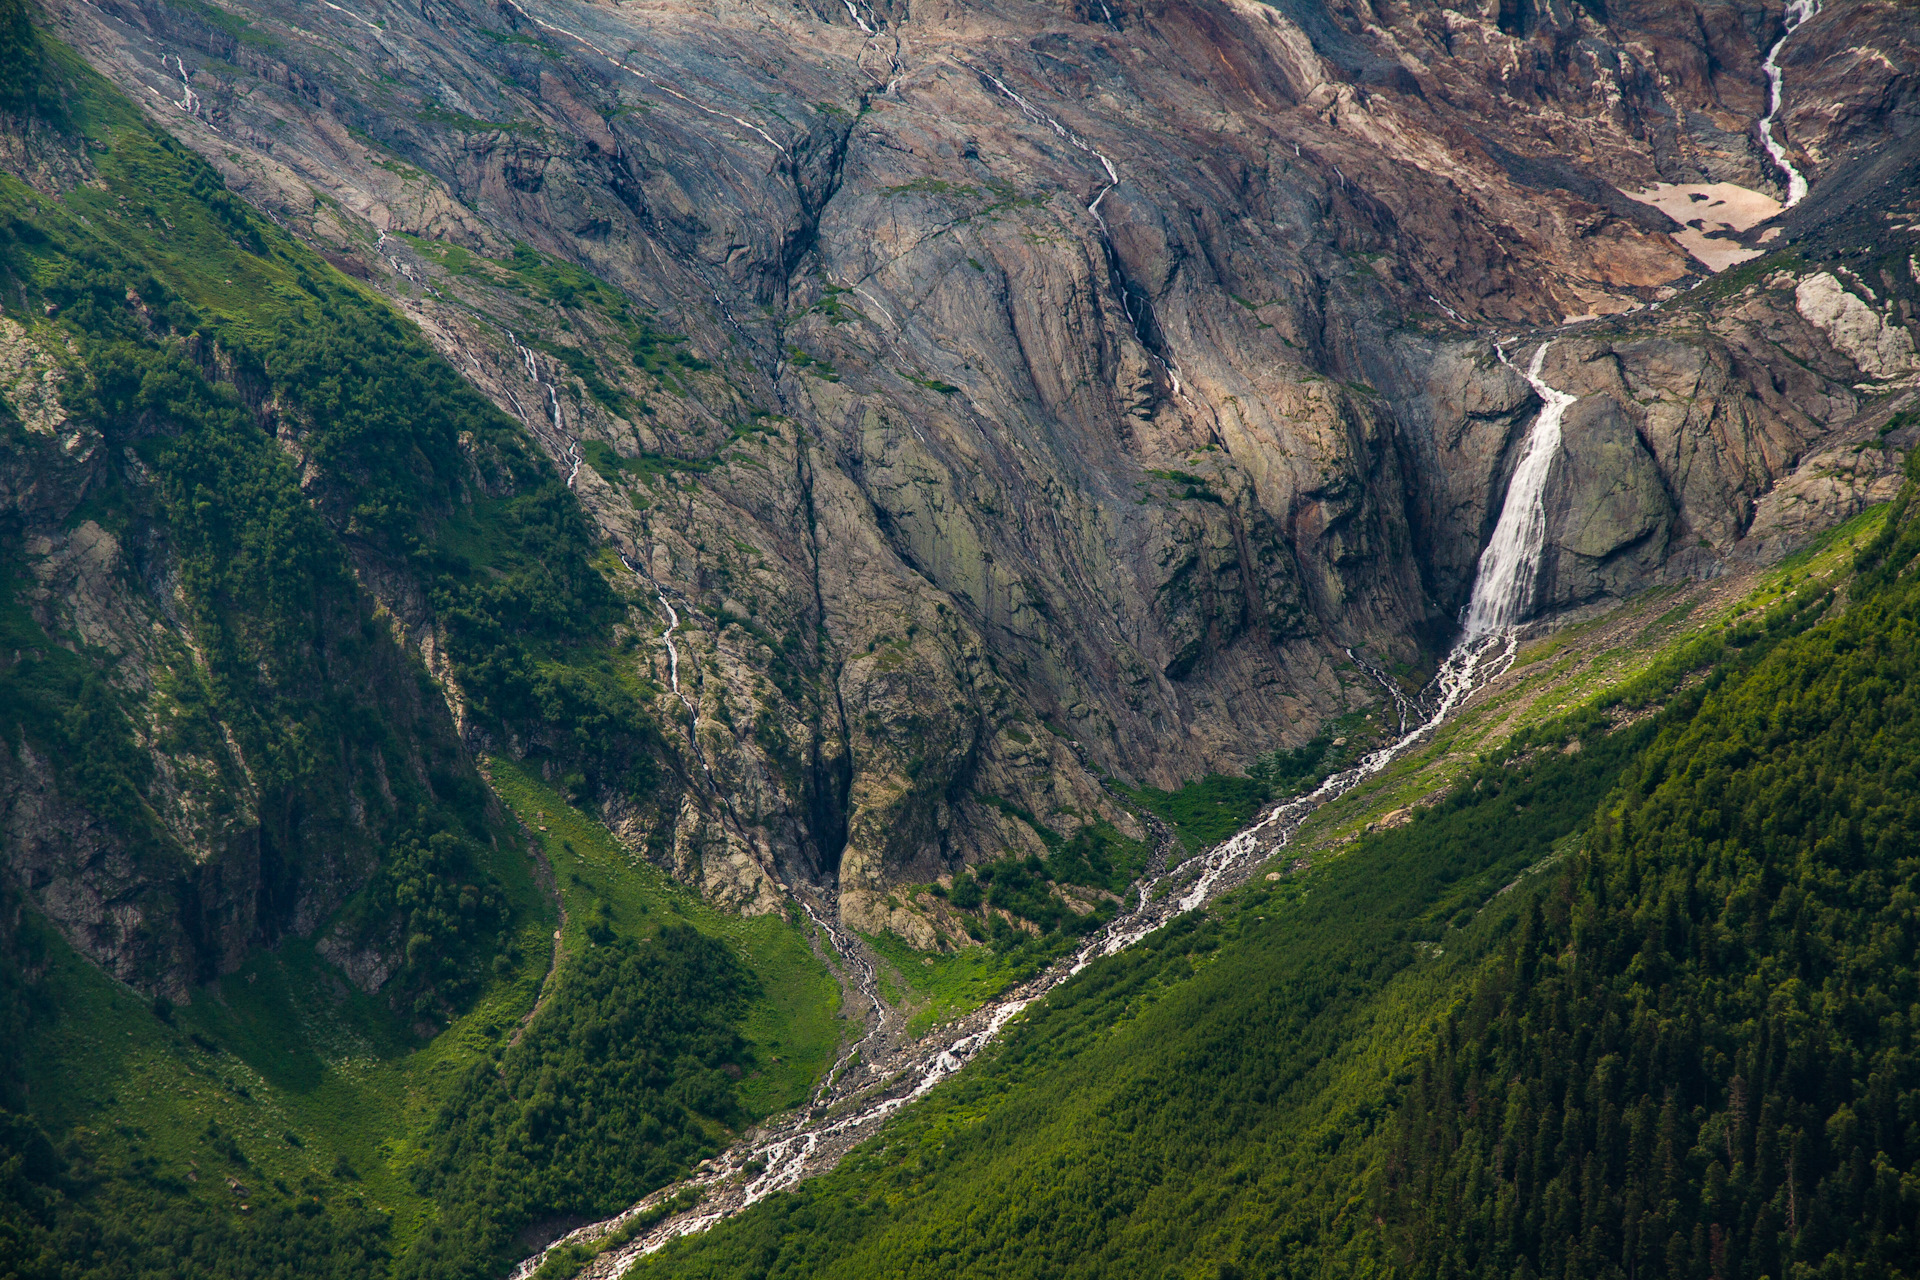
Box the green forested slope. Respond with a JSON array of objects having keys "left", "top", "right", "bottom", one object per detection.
[
  {"left": 0, "top": 0, "right": 639, "bottom": 1003},
  {"left": 0, "top": 13, "right": 838, "bottom": 1279},
  {"left": 1381, "top": 486, "right": 1920, "bottom": 1279},
  {"left": 0, "top": 0, "right": 665, "bottom": 997},
  {"left": 0, "top": 762, "right": 838, "bottom": 1280},
  {"left": 404, "top": 925, "right": 755, "bottom": 1277},
  {"left": 630, "top": 706, "right": 1678, "bottom": 1279},
  {"left": 631, "top": 484, "right": 1920, "bottom": 1279}
]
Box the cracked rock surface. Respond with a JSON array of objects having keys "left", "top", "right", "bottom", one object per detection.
[{"left": 19, "top": 0, "right": 1920, "bottom": 945}]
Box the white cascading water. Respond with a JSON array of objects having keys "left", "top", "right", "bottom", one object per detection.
[
  {"left": 1148, "top": 339, "right": 1572, "bottom": 916},
  {"left": 1759, "top": 0, "right": 1823, "bottom": 208},
  {"left": 514, "top": 341, "right": 1578, "bottom": 1279},
  {"left": 615, "top": 554, "right": 710, "bottom": 780},
  {"left": 973, "top": 70, "right": 1201, "bottom": 405},
  {"left": 1464, "top": 342, "right": 1577, "bottom": 636}
]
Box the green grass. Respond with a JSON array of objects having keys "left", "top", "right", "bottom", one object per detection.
[
  {"left": 1122, "top": 772, "right": 1268, "bottom": 855},
  {"left": 580, "top": 437, "right": 714, "bottom": 487},
  {"left": 863, "top": 930, "right": 1041, "bottom": 1038},
  {"left": 1634, "top": 596, "right": 1697, "bottom": 644},
  {"left": 857, "top": 818, "right": 1149, "bottom": 1034},
  {"left": 24, "top": 924, "right": 467, "bottom": 1243},
  {"left": 484, "top": 757, "right": 844, "bottom": 1116},
  {"left": 10, "top": 750, "right": 837, "bottom": 1255}
]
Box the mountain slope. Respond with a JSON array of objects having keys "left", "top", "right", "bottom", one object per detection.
[
  {"left": 0, "top": 17, "right": 518, "bottom": 1003},
  {"left": 2, "top": 0, "right": 1919, "bottom": 1277},
  {"left": 0, "top": 15, "right": 842, "bottom": 1279},
  {"left": 622, "top": 469, "right": 1920, "bottom": 1280},
  {"left": 1382, "top": 480, "right": 1920, "bottom": 1278},
  {"left": 34, "top": 0, "right": 1919, "bottom": 939}
]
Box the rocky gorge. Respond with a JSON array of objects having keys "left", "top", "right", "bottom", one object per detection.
[{"left": 4, "top": 1, "right": 1920, "bottom": 1277}]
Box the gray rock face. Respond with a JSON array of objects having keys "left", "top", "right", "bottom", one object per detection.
[
  {"left": 19, "top": 0, "right": 1920, "bottom": 943},
  {"left": 1541, "top": 393, "right": 1673, "bottom": 608},
  {"left": 1796, "top": 273, "right": 1919, "bottom": 382}
]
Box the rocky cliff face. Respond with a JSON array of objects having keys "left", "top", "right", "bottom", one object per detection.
[{"left": 20, "top": 0, "right": 1920, "bottom": 942}]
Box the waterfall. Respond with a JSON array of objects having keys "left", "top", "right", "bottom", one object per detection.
[
  {"left": 1464, "top": 341, "right": 1576, "bottom": 637},
  {"left": 1759, "top": 0, "right": 1823, "bottom": 208},
  {"left": 617, "top": 553, "right": 703, "bottom": 740},
  {"left": 1149, "top": 341, "right": 1575, "bottom": 914}
]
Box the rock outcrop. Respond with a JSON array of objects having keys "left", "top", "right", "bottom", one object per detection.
[{"left": 1796, "top": 272, "right": 1919, "bottom": 382}]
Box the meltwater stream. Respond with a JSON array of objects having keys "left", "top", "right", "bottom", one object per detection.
[
  {"left": 515, "top": 345, "right": 1577, "bottom": 1279},
  {"left": 1759, "top": 0, "right": 1823, "bottom": 208}
]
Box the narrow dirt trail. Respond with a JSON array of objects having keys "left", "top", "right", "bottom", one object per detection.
[{"left": 476, "top": 759, "right": 569, "bottom": 1053}]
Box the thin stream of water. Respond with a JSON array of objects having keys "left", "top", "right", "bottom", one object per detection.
[
  {"left": 615, "top": 554, "right": 704, "bottom": 763},
  {"left": 1759, "top": 0, "right": 1823, "bottom": 208}
]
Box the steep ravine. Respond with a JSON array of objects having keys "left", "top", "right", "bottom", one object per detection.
[{"left": 1, "top": 0, "right": 1918, "bottom": 1275}]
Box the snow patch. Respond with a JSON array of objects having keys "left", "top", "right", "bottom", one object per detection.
[{"left": 1622, "top": 182, "right": 1778, "bottom": 272}]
